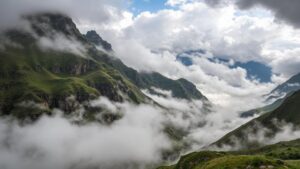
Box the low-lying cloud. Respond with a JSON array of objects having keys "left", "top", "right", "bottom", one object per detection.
[
  {"left": 37, "top": 33, "right": 87, "bottom": 57},
  {"left": 0, "top": 98, "right": 171, "bottom": 169},
  {"left": 212, "top": 119, "right": 300, "bottom": 151},
  {"left": 0, "top": 86, "right": 264, "bottom": 169}
]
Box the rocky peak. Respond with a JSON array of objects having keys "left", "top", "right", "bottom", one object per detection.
[
  {"left": 25, "top": 13, "right": 85, "bottom": 42},
  {"left": 85, "top": 30, "right": 112, "bottom": 51}
]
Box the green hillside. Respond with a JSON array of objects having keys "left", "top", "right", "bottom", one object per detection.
[
  {"left": 0, "top": 13, "right": 208, "bottom": 119},
  {"left": 158, "top": 139, "right": 300, "bottom": 169},
  {"left": 84, "top": 31, "right": 208, "bottom": 101},
  {"left": 213, "top": 90, "right": 300, "bottom": 149}
]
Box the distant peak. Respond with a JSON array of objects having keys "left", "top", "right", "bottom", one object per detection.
[{"left": 85, "top": 30, "right": 112, "bottom": 51}]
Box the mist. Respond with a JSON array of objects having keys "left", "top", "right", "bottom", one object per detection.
[
  {"left": 0, "top": 98, "right": 171, "bottom": 169},
  {"left": 0, "top": 88, "right": 261, "bottom": 169},
  {"left": 212, "top": 119, "right": 300, "bottom": 151}
]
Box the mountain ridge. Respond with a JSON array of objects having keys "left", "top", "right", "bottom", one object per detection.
[
  {"left": 212, "top": 89, "right": 300, "bottom": 149},
  {"left": 0, "top": 12, "right": 209, "bottom": 119}
]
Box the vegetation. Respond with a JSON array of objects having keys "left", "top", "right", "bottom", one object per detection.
[
  {"left": 213, "top": 90, "right": 300, "bottom": 149},
  {"left": 158, "top": 139, "right": 300, "bottom": 169},
  {"left": 0, "top": 13, "right": 209, "bottom": 120}
]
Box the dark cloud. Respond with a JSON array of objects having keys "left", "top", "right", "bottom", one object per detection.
[
  {"left": 236, "top": 0, "right": 300, "bottom": 28},
  {"left": 202, "top": 0, "right": 300, "bottom": 28}
]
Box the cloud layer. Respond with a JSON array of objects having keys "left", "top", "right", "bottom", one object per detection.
[
  {"left": 0, "top": 98, "right": 170, "bottom": 169},
  {"left": 0, "top": 0, "right": 130, "bottom": 31}
]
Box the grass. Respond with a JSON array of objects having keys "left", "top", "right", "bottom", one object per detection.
[
  {"left": 158, "top": 139, "right": 300, "bottom": 169},
  {"left": 0, "top": 44, "right": 146, "bottom": 118},
  {"left": 159, "top": 153, "right": 294, "bottom": 169},
  {"left": 200, "top": 155, "right": 287, "bottom": 169},
  {"left": 214, "top": 90, "right": 300, "bottom": 149},
  {"left": 286, "top": 160, "right": 300, "bottom": 169}
]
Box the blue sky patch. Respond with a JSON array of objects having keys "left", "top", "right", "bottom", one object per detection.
[
  {"left": 176, "top": 51, "right": 272, "bottom": 83},
  {"left": 130, "top": 0, "right": 170, "bottom": 15}
]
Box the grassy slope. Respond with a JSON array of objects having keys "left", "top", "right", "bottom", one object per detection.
[
  {"left": 97, "top": 53, "right": 207, "bottom": 101},
  {"left": 158, "top": 139, "right": 300, "bottom": 169},
  {"left": 213, "top": 90, "right": 300, "bottom": 148},
  {"left": 0, "top": 13, "right": 209, "bottom": 120},
  {"left": 0, "top": 43, "right": 145, "bottom": 118}
]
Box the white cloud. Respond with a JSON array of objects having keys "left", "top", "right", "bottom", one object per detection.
[
  {"left": 212, "top": 120, "right": 300, "bottom": 151},
  {"left": 2, "top": 0, "right": 299, "bottom": 112},
  {"left": 142, "top": 88, "right": 256, "bottom": 151},
  {"left": 37, "top": 33, "right": 87, "bottom": 57},
  {"left": 266, "top": 48, "right": 300, "bottom": 77},
  {"left": 91, "top": 1, "right": 300, "bottom": 114},
  {"left": 0, "top": 94, "right": 258, "bottom": 169},
  {"left": 1, "top": 0, "right": 300, "bottom": 167},
  {"left": 0, "top": 98, "right": 171, "bottom": 169},
  {"left": 0, "top": 0, "right": 130, "bottom": 32},
  {"left": 165, "top": 0, "right": 189, "bottom": 7}
]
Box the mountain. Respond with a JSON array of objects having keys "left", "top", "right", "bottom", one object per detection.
[
  {"left": 0, "top": 13, "right": 146, "bottom": 119},
  {"left": 268, "top": 73, "right": 300, "bottom": 100},
  {"left": 213, "top": 90, "right": 300, "bottom": 149},
  {"left": 0, "top": 13, "right": 208, "bottom": 120},
  {"left": 84, "top": 30, "right": 112, "bottom": 51},
  {"left": 83, "top": 31, "right": 209, "bottom": 102},
  {"left": 240, "top": 97, "right": 284, "bottom": 118},
  {"left": 240, "top": 72, "right": 300, "bottom": 118},
  {"left": 158, "top": 138, "right": 300, "bottom": 169}
]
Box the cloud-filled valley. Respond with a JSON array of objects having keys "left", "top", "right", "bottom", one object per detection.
[{"left": 1, "top": 0, "right": 300, "bottom": 168}]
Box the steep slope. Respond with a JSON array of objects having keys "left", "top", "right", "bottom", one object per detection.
[
  {"left": 213, "top": 90, "right": 300, "bottom": 149},
  {"left": 241, "top": 73, "right": 300, "bottom": 118},
  {"left": 84, "top": 31, "right": 208, "bottom": 102},
  {"left": 268, "top": 73, "right": 300, "bottom": 100},
  {"left": 0, "top": 13, "right": 208, "bottom": 120},
  {"left": 0, "top": 13, "right": 146, "bottom": 118},
  {"left": 158, "top": 139, "right": 300, "bottom": 169},
  {"left": 84, "top": 30, "right": 112, "bottom": 51},
  {"left": 240, "top": 97, "right": 284, "bottom": 118},
  {"left": 244, "top": 138, "right": 300, "bottom": 160}
]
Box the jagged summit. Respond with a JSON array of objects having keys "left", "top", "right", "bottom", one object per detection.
[
  {"left": 84, "top": 30, "right": 112, "bottom": 51},
  {"left": 4, "top": 13, "right": 88, "bottom": 47},
  {"left": 25, "top": 13, "right": 84, "bottom": 39}
]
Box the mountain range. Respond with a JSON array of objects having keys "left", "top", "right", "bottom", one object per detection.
[
  {"left": 159, "top": 70, "right": 300, "bottom": 168},
  {"left": 0, "top": 13, "right": 208, "bottom": 120},
  {"left": 1, "top": 12, "right": 300, "bottom": 169}
]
